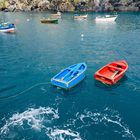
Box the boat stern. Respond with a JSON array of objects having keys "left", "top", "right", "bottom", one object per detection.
[
  {"left": 51, "top": 78, "right": 69, "bottom": 90},
  {"left": 94, "top": 72, "right": 114, "bottom": 85}
]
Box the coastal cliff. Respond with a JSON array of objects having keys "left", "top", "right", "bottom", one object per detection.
[{"left": 0, "top": 0, "right": 140, "bottom": 12}]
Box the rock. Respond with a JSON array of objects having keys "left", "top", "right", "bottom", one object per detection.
[
  {"left": 38, "top": 0, "right": 50, "bottom": 11},
  {"left": 1, "top": 0, "right": 140, "bottom": 12},
  {"left": 59, "top": 1, "right": 75, "bottom": 11},
  {"left": 7, "top": 5, "right": 16, "bottom": 11}
]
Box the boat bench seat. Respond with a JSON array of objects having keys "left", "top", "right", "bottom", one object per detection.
[
  {"left": 96, "top": 72, "right": 113, "bottom": 80},
  {"left": 99, "top": 75, "right": 113, "bottom": 80},
  {"left": 108, "top": 65, "right": 123, "bottom": 71}
]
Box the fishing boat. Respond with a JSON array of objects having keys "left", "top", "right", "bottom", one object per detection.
[
  {"left": 0, "top": 22, "right": 16, "bottom": 33},
  {"left": 94, "top": 60, "right": 128, "bottom": 85},
  {"left": 51, "top": 11, "right": 61, "bottom": 19},
  {"left": 74, "top": 14, "right": 88, "bottom": 20},
  {"left": 95, "top": 15, "right": 117, "bottom": 22},
  {"left": 40, "top": 18, "right": 58, "bottom": 24},
  {"left": 51, "top": 63, "right": 87, "bottom": 90}
]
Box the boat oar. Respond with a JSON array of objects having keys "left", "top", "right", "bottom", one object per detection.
[
  {"left": 60, "top": 70, "right": 72, "bottom": 81},
  {"left": 61, "top": 64, "right": 81, "bottom": 81},
  {"left": 110, "top": 65, "right": 122, "bottom": 80},
  {"left": 111, "top": 70, "right": 119, "bottom": 79}
]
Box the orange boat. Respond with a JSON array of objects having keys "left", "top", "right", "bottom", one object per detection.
[{"left": 94, "top": 60, "right": 128, "bottom": 85}]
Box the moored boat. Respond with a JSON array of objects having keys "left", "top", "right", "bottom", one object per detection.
[
  {"left": 40, "top": 18, "right": 58, "bottom": 24},
  {"left": 74, "top": 14, "right": 88, "bottom": 20},
  {"left": 51, "top": 11, "right": 61, "bottom": 19},
  {"left": 95, "top": 15, "right": 117, "bottom": 22},
  {"left": 51, "top": 63, "right": 87, "bottom": 90},
  {"left": 0, "top": 22, "right": 16, "bottom": 33},
  {"left": 94, "top": 60, "right": 128, "bottom": 85}
]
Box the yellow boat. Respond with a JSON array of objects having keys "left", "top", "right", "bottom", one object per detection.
[
  {"left": 51, "top": 12, "right": 61, "bottom": 19},
  {"left": 74, "top": 14, "right": 88, "bottom": 20}
]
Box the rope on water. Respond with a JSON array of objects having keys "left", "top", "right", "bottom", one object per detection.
[{"left": 0, "top": 82, "right": 50, "bottom": 101}]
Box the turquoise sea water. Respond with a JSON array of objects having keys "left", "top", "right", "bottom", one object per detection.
[{"left": 0, "top": 12, "right": 140, "bottom": 140}]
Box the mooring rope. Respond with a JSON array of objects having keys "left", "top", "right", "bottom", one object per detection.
[{"left": 0, "top": 82, "right": 50, "bottom": 101}]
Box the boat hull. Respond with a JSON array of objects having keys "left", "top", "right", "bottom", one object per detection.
[
  {"left": 0, "top": 28, "right": 15, "bottom": 33},
  {"left": 94, "top": 60, "right": 128, "bottom": 85},
  {"left": 40, "top": 19, "right": 58, "bottom": 24},
  {"left": 95, "top": 16, "right": 117, "bottom": 22},
  {"left": 74, "top": 15, "right": 87, "bottom": 20},
  {"left": 51, "top": 14, "right": 61, "bottom": 19},
  {"left": 51, "top": 63, "right": 87, "bottom": 90}
]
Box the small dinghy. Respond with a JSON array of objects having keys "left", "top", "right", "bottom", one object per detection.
[
  {"left": 94, "top": 60, "right": 128, "bottom": 85},
  {"left": 51, "top": 63, "right": 87, "bottom": 90},
  {"left": 40, "top": 18, "right": 58, "bottom": 24},
  {"left": 0, "top": 22, "right": 16, "bottom": 33},
  {"left": 51, "top": 11, "right": 61, "bottom": 19},
  {"left": 95, "top": 15, "right": 117, "bottom": 22},
  {"left": 74, "top": 14, "right": 87, "bottom": 20}
]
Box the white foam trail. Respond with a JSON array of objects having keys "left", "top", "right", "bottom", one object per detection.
[
  {"left": 0, "top": 107, "right": 59, "bottom": 135},
  {"left": 46, "top": 127, "right": 82, "bottom": 140},
  {"left": 76, "top": 108, "right": 137, "bottom": 140},
  {"left": 0, "top": 106, "right": 138, "bottom": 140}
]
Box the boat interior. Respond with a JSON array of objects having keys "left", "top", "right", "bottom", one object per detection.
[
  {"left": 97, "top": 62, "right": 126, "bottom": 79},
  {"left": 54, "top": 64, "right": 85, "bottom": 82}
]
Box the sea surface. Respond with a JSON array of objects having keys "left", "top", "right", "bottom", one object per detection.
[{"left": 0, "top": 12, "right": 140, "bottom": 140}]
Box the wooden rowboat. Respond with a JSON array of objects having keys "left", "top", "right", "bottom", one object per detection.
[
  {"left": 51, "top": 12, "right": 61, "bottom": 19},
  {"left": 51, "top": 63, "right": 87, "bottom": 90},
  {"left": 94, "top": 60, "right": 128, "bottom": 85},
  {"left": 40, "top": 18, "right": 58, "bottom": 24},
  {"left": 74, "top": 14, "right": 88, "bottom": 20}
]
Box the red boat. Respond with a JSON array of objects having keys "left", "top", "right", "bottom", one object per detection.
[{"left": 94, "top": 60, "right": 128, "bottom": 85}]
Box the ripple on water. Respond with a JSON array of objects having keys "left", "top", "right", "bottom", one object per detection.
[
  {"left": 0, "top": 107, "right": 59, "bottom": 139},
  {"left": 0, "top": 107, "right": 138, "bottom": 140}
]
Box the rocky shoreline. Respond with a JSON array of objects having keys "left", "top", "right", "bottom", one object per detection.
[{"left": 0, "top": 0, "right": 140, "bottom": 12}]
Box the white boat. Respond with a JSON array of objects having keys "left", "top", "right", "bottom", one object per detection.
[
  {"left": 95, "top": 15, "right": 117, "bottom": 22},
  {"left": 74, "top": 14, "right": 88, "bottom": 20},
  {"left": 51, "top": 12, "right": 61, "bottom": 19}
]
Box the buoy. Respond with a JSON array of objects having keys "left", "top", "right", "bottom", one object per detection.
[
  {"left": 27, "top": 19, "right": 30, "bottom": 22},
  {"left": 81, "top": 34, "right": 84, "bottom": 37}
]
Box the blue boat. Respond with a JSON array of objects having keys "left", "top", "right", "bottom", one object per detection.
[
  {"left": 51, "top": 63, "right": 87, "bottom": 90},
  {"left": 0, "top": 22, "right": 16, "bottom": 33}
]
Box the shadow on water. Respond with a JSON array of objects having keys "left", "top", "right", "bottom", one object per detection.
[
  {"left": 50, "top": 86, "right": 78, "bottom": 97},
  {"left": 94, "top": 75, "right": 128, "bottom": 91},
  {"left": 50, "top": 80, "right": 86, "bottom": 97}
]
